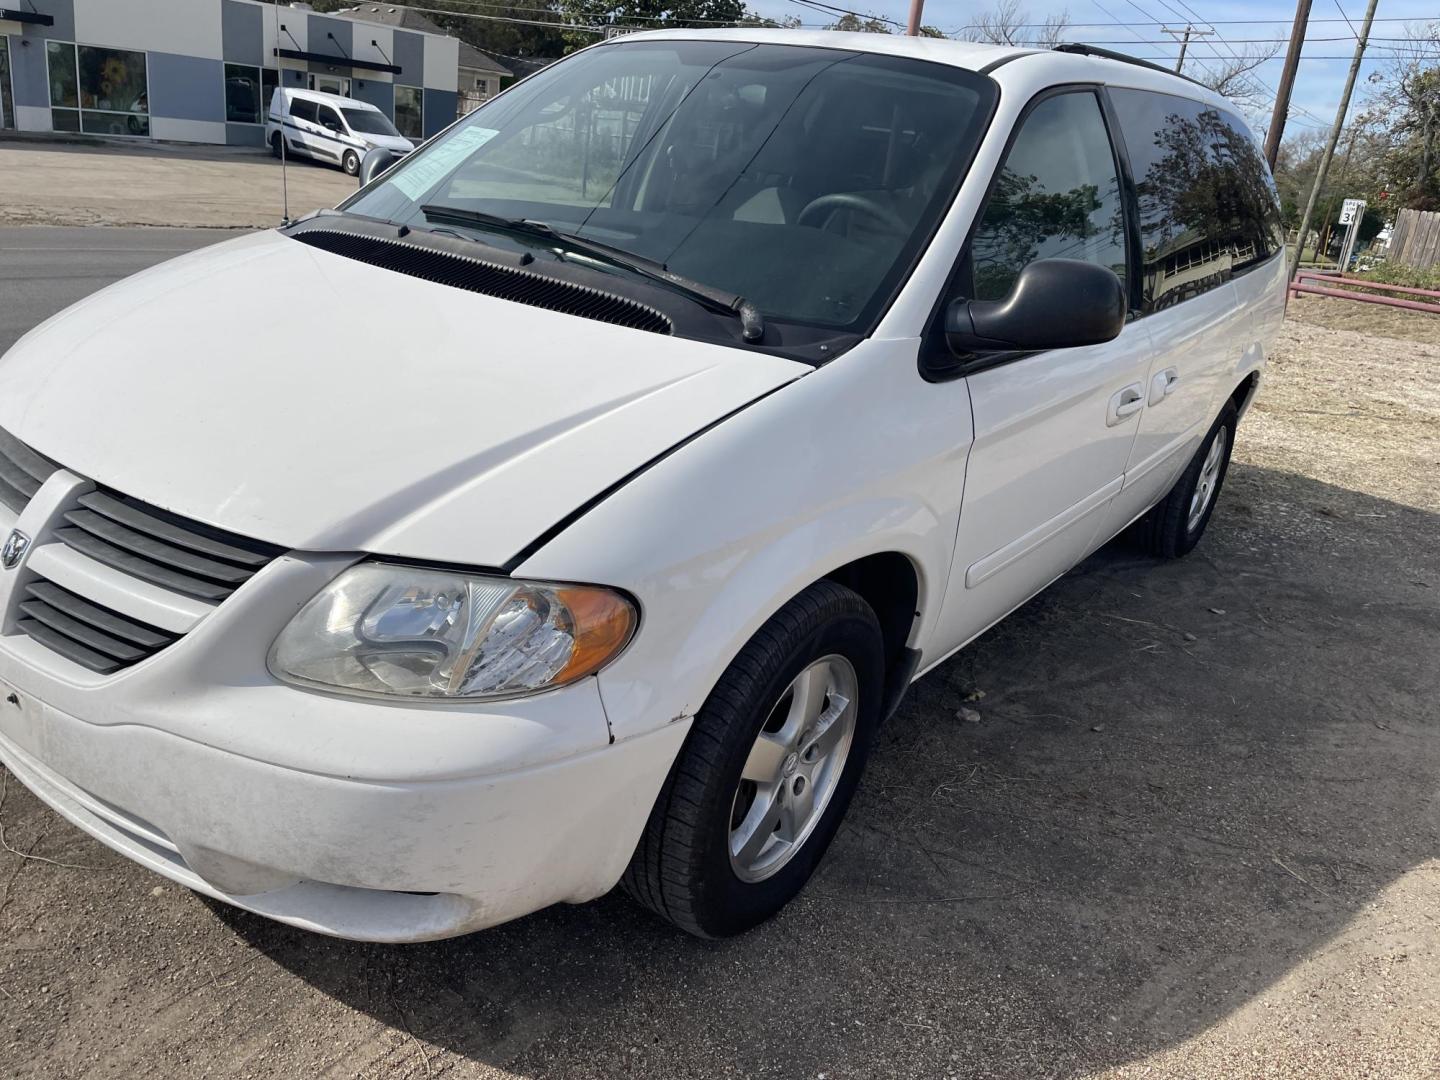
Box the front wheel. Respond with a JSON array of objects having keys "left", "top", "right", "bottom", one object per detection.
[
  {"left": 1135, "top": 401, "right": 1237, "bottom": 558},
  {"left": 622, "top": 580, "right": 884, "bottom": 938},
  {"left": 341, "top": 149, "right": 360, "bottom": 176}
]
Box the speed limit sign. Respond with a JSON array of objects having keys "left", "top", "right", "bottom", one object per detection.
[{"left": 1339, "top": 198, "right": 1365, "bottom": 224}]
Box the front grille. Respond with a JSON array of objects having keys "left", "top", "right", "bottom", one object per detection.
[
  {"left": 0, "top": 428, "right": 58, "bottom": 515},
  {"left": 55, "top": 490, "right": 284, "bottom": 602},
  {"left": 290, "top": 228, "right": 675, "bottom": 335},
  {"left": 16, "top": 578, "right": 179, "bottom": 674}
]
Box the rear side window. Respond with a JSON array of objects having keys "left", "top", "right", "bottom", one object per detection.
[
  {"left": 1108, "top": 88, "right": 1284, "bottom": 313},
  {"left": 967, "top": 91, "right": 1128, "bottom": 302},
  {"left": 291, "top": 98, "right": 317, "bottom": 124}
]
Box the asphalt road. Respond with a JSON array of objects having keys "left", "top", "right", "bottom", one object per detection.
[
  {"left": 1, "top": 227, "right": 1437, "bottom": 1079},
  {"left": 0, "top": 226, "right": 238, "bottom": 354}
]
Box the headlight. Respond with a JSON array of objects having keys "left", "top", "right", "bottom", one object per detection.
[{"left": 269, "top": 563, "right": 636, "bottom": 701}]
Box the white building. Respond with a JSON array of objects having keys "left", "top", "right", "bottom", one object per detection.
[{"left": 0, "top": 0, "right": 462, "bottom": 146}]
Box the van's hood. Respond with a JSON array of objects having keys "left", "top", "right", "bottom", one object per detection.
[
  {"left": 0, "top": 229, "right": 807, "bottom": 566},
  {"left": 361, "top": 133, "right": 414, "bottom": 154}
]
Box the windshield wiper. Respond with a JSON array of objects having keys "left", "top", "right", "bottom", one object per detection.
[{"left": 419, "top": 204, "right": 765, "bottom": 342}]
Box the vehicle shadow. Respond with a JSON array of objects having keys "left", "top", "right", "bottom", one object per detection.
[{"left": 212, "top": 460, "right": 1440, "bottom": 1077}]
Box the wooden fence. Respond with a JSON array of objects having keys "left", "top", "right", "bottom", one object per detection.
[{"left": 1386, "top": 208, "right": 1440, "bottom": 270}]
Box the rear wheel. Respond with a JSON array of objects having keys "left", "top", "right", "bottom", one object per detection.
[
  {"left": 1135, "top": 401, "right": 1237, "bottom": 558},
  {"left": 269, "top": 131, "right": 283, "bottom": 158},
  {"left": 623, "top": 580, "right": 884, "bottom": 938},
  {"left": 342, "top": 149, "right": 360, "bottom": 176}
]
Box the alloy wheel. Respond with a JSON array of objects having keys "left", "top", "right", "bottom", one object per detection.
[{"left": 728, "top": 654, "right": 858, "bottom": 883}]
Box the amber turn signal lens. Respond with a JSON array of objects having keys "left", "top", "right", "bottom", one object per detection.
[{"left": 553, "top": 586, "right": 637, "bottom": 684}]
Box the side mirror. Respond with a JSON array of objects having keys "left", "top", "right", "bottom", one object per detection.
[
  {"left": 358, "top": 147, "right": 398, "bottom": 186},
  {"left": 945, "top": 259, "right": 1127, "bottom": 356}
]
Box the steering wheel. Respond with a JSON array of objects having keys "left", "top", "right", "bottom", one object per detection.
[{"left": 796, "top": 193, "right": 908, "bottom": 234}]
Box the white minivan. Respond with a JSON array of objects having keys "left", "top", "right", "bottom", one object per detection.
[
  {"left": 0, "top": 30, "right": 1285, "bottom": 942},
  {"left": 266, "top": 87, "right": 415, "bottom": 176}
]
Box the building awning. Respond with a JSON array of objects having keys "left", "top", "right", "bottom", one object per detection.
[
  {"left": 0, "top": 7, "right": 55, "bottom": 24},
  {"left": 273, "top": 48, "right": 401, "bottom": 76}
]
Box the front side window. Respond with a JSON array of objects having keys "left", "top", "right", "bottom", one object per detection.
[
  {"left": 343, "top": 108, "right": 401, "bottom": 137},
  {"left": 316, "top": 103, "right": 342, "bottom": 131},
  {"left": 1109, "top": 88, "right": 1283, "bottom": 312},
  {"left": 967, "top": 91, "right": 1127, "bottom": 302},
  {"left": 394, "top": 85, "right": 423, "bottom": 139},
  {"left": 344, "top": 41, "right": 996, "bottom": 333}
]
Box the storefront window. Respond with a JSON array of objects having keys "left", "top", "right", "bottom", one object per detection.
[
  {"left": 225, "top": 63, "right": 262, "bottom": 124},
  {"left": 47, "top": 41, "right": 78, "bottom": 106},
  {"left": 47, "top": 42, "right": 149, "bottom": 137},
  {"left": 394, "top": 85, "right": 423, "bottom": 140},
  {"left": 0, "top": 38, "right": 13, "bottom": 129}
]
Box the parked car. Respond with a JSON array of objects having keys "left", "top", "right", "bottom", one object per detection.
[
  {"left": 0, "top": 30, "right": 1285, "bottom": 942},
  {"left": 267, "top": 87, "right": 414, "bottom": 176}
]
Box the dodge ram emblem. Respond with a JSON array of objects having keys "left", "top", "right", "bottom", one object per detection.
[{"left": 1, "top": 529, "right": 30, "bottom": 570}]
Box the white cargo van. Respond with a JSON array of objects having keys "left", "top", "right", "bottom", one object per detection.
[
  {"left": 266, "top": 87, "right": 414, "bottom": 175},
  {"left": 0, "top": 31, "right": 1285, "bottom": 942}
]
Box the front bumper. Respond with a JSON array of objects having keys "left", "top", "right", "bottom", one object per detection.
[
  {"left": 0, "top": 468, "right": 687, "bottom": 941},
  {"left": 0, "top": 674, "right": 687, "bottom": 941}
]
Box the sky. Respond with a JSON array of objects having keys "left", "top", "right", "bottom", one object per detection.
[{"left": 747, "top": 0, "right": 1440, "bottom": 141}]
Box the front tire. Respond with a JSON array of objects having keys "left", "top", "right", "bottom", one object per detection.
[
  {"left": 342, "top": 149, "right": 360, "bottom": 176},
  {"left": 1136, "top": 401, "right": 1237, "bottom": 558},
  {"left": 622, "top": 581, "right": 884, "bottom": 938}
]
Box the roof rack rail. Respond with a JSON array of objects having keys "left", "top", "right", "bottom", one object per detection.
[{"left": 1051, "top": 42, "right": 1212, "bottom": 91}]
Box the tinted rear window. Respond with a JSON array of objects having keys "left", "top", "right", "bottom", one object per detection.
[
  {"left": 1109, "top": 88, "right": 1284, "bottom": 313},
  {"left": 291, "top": 98, "right": 317, "bottom": 123}
]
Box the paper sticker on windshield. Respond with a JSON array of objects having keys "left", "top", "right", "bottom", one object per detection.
[{"left": 390, "top": 127, "right": 500, "bottom": 201}]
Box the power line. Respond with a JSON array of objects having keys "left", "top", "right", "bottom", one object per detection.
[{"left": 782, "top": 0, "right": 907, "bottom": 30}]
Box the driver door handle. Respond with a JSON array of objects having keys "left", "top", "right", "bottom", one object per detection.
[{"left": 1107, "top": 383, "right": 1144, "bottom": 426}]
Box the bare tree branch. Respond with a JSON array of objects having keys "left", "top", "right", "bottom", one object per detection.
[
  {"left": 961, "top": 0, "right": 1070, "bottom": 47},
  {"left": 1192, "top": 43, "right": 1281, "bottom": 106}
]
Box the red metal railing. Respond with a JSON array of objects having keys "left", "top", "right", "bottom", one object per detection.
[{"left": 1289, "top": 270, "right": 1440, "bottom": 314}]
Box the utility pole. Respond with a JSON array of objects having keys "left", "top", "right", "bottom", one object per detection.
[
  {"left": 1161, "top": 25, "right": 1213, "bottom": 74},
  {"left": 1317, "top": 125, "right": 1362, "bottom": 260},
  {"left": 1264, "top": 0, "right": 1314, "bottom": 169},
  {"left": 1290, "top": 0, "right": 1380, "bottom": 278},
  {"left": 906, "top": 0, "right": 924, "bottom": 35}
]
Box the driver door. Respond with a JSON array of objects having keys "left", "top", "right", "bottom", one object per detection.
[{"left": 931, "top": 88, "right": 1153, "bottom": 655}]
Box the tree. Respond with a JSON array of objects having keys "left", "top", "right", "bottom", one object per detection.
[
  {"left": 738, "top": 13, "right": 802, "bottom": 28},
  {"left": 1364, "top": 22, "right": 1440, "bottom": 210},
  {"left": 1190, "top": 44, "right": 1280, "bottom": 109},
  {"left": 960, "top": 0, "right": 1069, "bottom": 47},
  {"left": 827, "top": 12, "right": 892, "bottom": 34}
]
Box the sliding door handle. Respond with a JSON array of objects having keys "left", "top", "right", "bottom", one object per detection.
[{"left": 1149, "top": 367, "right": 1180, "bottom": 406}]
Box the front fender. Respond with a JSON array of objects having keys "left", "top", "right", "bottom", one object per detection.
[{"left": 513, "top": 338, "right": 974, "bottom": 744}]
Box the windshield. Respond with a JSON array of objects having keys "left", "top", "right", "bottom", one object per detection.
[
  {"left": 342, "top": 40, "right": 995, "bottom": 332},
  {"left": 343, "top": 108, "right": 401, "bottom": 137}
]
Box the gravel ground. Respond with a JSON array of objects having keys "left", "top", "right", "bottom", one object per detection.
[{"left": 0, "top": 295, "right": 1437, "bottom": 1079}]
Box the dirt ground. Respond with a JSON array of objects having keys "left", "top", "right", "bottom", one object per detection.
[
  {"left": 1287, "top": 292, "right": 1440, "bottom": 347},
  {"left": 0, "top": 267, "right": 1438, "bottom": 1076},
  {"left": 0, "top": 139, "right": 356, "bottom": 228}
]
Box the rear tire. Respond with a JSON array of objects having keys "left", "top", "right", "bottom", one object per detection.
[
  {"left": 1135, "top": 401, "right": 1237, "bottom": 558},
  {"left": 270, "top": 132, "right": 283, "bottom": 159},
  {"left": 342, "top": 149, "right": 360, "bottom": 176},
  {"left": 622, "top": 580, "right": 884, "bottom": 938}
]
